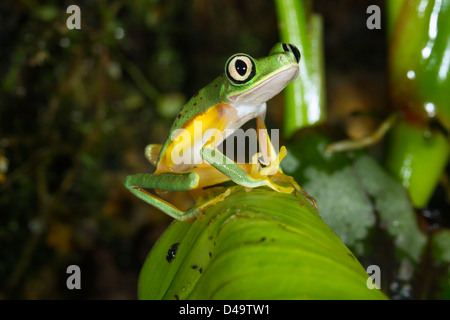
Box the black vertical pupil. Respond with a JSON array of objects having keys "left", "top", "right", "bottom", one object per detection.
[{"left": 235, "top": 59, "right": 247, "bottom": 76}]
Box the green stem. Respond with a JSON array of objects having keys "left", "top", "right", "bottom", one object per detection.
[{"left": 138, "top": 186, "right": 388, "bottom": 300}]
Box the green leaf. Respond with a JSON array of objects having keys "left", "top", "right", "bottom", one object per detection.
[
  {"left": 138, "top": 186, "right": 387, "bottom": 300},
  {"left": 386, "top": 0, "right": 450, "bottom": 208}
]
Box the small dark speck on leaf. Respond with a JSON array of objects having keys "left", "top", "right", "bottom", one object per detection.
[
  {"left": 174, "top": 295, "right": 179, "bottom": 300},
  {"left": 191, "top": 265, "right": 198, "bottom": 270},
  {"left": 199, "top": 267, "right": 203, "bottom": 274},
  {"left": 166, "top": 242, "right": 180, "bottom": 262},
  {"left": 209, "top": 252, "right": 212, "bottom": 258}
]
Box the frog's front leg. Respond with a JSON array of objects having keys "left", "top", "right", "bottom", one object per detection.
[
  {"left": 256, "top": 113, "right": 276, "bottom": 167},
  {"left": 201, "top": 146, "right": 294, "bottom": 193},
  {"left": 124, "top": 172, "right": 230, "bottom": 221}
]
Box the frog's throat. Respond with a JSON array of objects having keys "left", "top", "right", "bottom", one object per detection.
[{"left": 228, "top": 65, "right": 299, "bottom": 106}]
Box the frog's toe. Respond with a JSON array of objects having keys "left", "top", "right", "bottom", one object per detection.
[{"left": 264, "top": 179, "right": 294, "bottom": 193}]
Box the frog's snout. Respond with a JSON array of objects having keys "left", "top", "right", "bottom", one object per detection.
[{"left": 282, "top": 43, "right": 301, "bottom": 64}]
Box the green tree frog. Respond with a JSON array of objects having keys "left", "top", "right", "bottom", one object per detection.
[{"left": 125, "top": 43, "right": 303, "bottom": 221}]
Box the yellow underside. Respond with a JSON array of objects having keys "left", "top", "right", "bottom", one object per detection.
[
  {"left": 157, "top": 103, "right": 235, "bottom": 172},
  {"left": 151, "top": 103, "right": 284, "bottom": 190}
]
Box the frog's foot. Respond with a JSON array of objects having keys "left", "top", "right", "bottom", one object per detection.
[
  {"left": 270, "top": 171, "right": 301, "bottom": 191},
  {"left": 255, "top": 145, "right": 288, "bottom": 177},
  {"left": 252, "top": 170, "right": 299, "bottom": 194},
  {"left": 125, "top": 172, "right": 203, "bottom": 221},
  {"left": 255, "top": 146, "right": 304, "bottom": 193},
  {"left": 250, "top": 161, "right": 294, "bottom": 194}
]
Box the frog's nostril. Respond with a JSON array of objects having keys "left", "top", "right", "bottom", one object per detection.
[{"left": 282, "top": 43, "right": 301, "bottom": 64}]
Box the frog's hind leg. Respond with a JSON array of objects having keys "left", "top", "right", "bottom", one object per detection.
[{"left": 125, "top": 172, "right": 230, "bottom": 221}]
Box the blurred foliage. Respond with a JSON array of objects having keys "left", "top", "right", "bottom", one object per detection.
[
  {"left": 138, "top": 187, "right": 386, "bottom": 300},
  {"left": 385, "top": 0, "right": 450, "bottom": 209},
  {"left": 277, "top": 0, "right": 450, "bottom": 299}
]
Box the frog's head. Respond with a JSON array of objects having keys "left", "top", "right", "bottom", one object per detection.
[{"left": 221, "top": 43, "right": 300, "bottom": 106}]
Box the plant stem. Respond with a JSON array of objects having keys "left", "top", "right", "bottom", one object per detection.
[{"left": 274, "top": 0, "right": 326, "bottom": 138}]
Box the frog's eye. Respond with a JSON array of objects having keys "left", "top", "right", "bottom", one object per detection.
[{"left": 225, "top": 55, "right": 256, "bottom": 85}]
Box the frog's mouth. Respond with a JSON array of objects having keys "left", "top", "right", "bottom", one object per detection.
[{"left": 228, "top": 65, "right": 299, "bottom": 106}]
